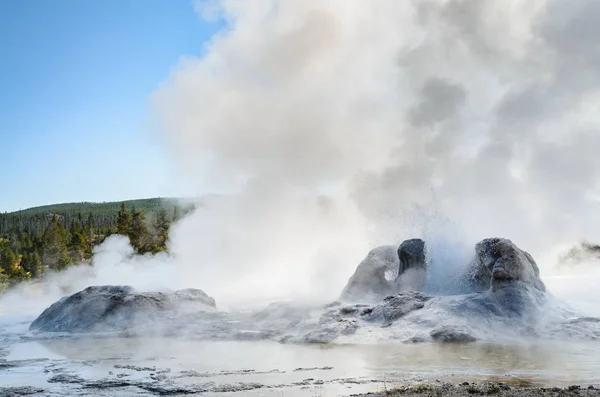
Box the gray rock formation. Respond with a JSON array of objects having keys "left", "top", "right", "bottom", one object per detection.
[
  {"left": 29, "top": 285, "right": 216, "bottom": 333},
  {"left": 474, "top": 238, "right": 546, "bottom": 292},
  {"left": 339, "top": 237, "right": 546, "bottom": 302},
  {"left": 397, "top": 238, "right": 426, "bottom": 275},
  {"left": 325, "top": 237, "right": 557, "bottom": 343},
  {"left": 29, "top": 237, "right": 584, "bottom": 345},
  {"left": 340, "top": 239, "right": 427, "bottom": 302},
  {"left": 430, "top": 325, "right": 477, "bottom": 343},
  {"left": 395, "top": 238, "right": 428, "bottom": 292},
  {"left": 367, "top": 291, "right": 432, "bottom": 324},
  {"left": 339, "top": 246, "right": 400, "bottom": 302}
]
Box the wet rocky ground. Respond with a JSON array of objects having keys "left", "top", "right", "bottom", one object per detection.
[
  {"left": 0, "top": 322, "right": 386, "bottom": 397},
  {"left": 353, "top": 383, "right": 600, "bottom": 397},
  {"left": 3, "top": 323, "right": 600, "bottom": 397}
]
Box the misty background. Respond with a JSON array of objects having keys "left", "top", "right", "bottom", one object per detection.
[{"left": 3, "top": 0, "right": 600, "bottom": 313}]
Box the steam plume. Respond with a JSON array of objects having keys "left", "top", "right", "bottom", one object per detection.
[
  {"left": 152, "top": 0, "right": 600, "bottom": 302},
  {"left": 6, "top": 0, "right": 600, "bottom": 313}
]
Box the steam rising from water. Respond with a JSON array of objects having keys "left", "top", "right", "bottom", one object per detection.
[{"left": 4, "top": 0, "right": 600, "bottom": 313}]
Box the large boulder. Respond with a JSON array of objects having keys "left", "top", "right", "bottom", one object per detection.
[
  {"left": 474, "top": 238, "right": 546, "bottom": 292},
  {"left": 29, "top": 285, "right": 216, "bottom": 333},
  {"left": 339, "top": 246, "right": 399, "bottom": 302}
]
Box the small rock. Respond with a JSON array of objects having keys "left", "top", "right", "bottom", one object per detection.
[
  {"left": 403, "top": 335, "right": 427, "bottom": 344},
  {"left": 48, "top": 374, "right": 85, "bottom": 384},
  {"left": 340, "top": 306, "right": 359, "bottom": 315},
  {"left": 0, "top": 386, "right": 45, "bottom": 396},
  {"left": 430, "top": 325, "right": 477, "bottom": 343}
]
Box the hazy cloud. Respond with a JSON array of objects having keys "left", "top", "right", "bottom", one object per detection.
[{"left": 148, "top": 0, "right": 600, "bottom": 304}]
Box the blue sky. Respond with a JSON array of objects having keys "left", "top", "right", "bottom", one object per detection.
[{"left": 0, "top": 0, "right": 222, "bottom": 212}]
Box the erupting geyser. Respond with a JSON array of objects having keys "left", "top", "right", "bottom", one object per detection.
[
  {"left": 340, "top": 237, "right": 545, "bottom": 302},
  {"left": 28, "top": 237, "right": 600, "bottom": 344}
]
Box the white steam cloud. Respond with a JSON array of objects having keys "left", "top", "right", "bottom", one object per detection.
[
  {"left": 154, "top": 0, "right": 600, "bottom": 301},
  {"left": 158, "top": 0, "right": 600, "bottom": 249},
  {"left": 5, "top": 0, "right": 600, "bottom": 315}
]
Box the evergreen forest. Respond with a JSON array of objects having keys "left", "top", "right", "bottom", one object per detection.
[{"left": 0, "top": 198, "right": 193, "bottom": 292}]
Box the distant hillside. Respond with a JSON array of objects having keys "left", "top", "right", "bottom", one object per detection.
[
  {"left": 0, "top": 197, "right": 195, "bottom": 239},
  {"left": 6, "top": 197, "right": 180, "bottom": 217}
]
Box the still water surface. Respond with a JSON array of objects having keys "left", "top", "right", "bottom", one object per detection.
[{"left": 3, "top": 335, "right": 600, "bottom": 396}]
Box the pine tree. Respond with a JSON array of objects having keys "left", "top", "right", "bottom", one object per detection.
[
  {"left": 0, "top": 243, "right": 29, "bottom": 282},
  {"left": 87, "top": 212, "right": 95, "bottom": 229},
  {"left": 20, "top": 251, "right": 43, "bottom": 278},
  {"left": 116, "top": 203, "right": 131, "bottom": 236},
  {"left": 87, "top": 212, "right": 96, "bottom": 241},
  {"left": 0, "top": 267, "right": 9, "bottom": 293},
  {"left": 0, "top": 243, "right": 16, "bottom": 274},
  {"left": 70, "top": 219, "right": 81, "bottom": 235},
  {"left": 129, "top": 207, "right": 149, "bottom": 253},
  {"left": 68, "top": 230, "right": 88, "bottom": 263},
  {"left": 153, "top": 208, "right": 171, "bottom": 252},
  {"left": 42, "top": 216, "right": 71, "bottom": 271},
  {"left": 18, "top": 232, "right": 32, "bottom": 253},
  {"left": 55, "top": 250, "right": 72, "bottom": 271}
]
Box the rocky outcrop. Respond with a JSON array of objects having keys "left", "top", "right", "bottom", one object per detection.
[
  {"left": 29, "top": 285, "right": 216, "bottom": 333},
  {"left": 397, "top": 239, "right": 426, "bottom": 275},
  {"left": 339, "top": 246, "right": 400, "bottom": 302},
  {"left": 331, "top": 237, "right": 553, "bottom": 343},
  {"left": 462, "top": 257, "right": 493, "bottom": 292},
  {"left": 474, "top": 238, "right": 545, "bottom": 292},
  {"left": 340, "top": 240, "right": 427, "bottom": 302},
  {"left": 294, "top": 291, "right": 434, "bottom": 344},
  {"left": 430, "top": 325, "right": 477, "bottom": 343},
  {"left": 341, "top": 237, "right": 545, "bottom": 302},
  {"left": 27, "top": 237, "right": 560, "bottom": 345},
  {"left": 366, "top": 291, "right": 432, "bottom": 324}
]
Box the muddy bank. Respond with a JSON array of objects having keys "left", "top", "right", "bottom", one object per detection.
[
  {"left": 352, "top": 382, "right": 600, "bottom": 397},
  {"left": 2, "top": 379, "right": 600, "bottom": 397}
]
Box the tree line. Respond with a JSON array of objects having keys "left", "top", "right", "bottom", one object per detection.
[{"left": 0, "top": 199, "right": 191, "bottom": 292}]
